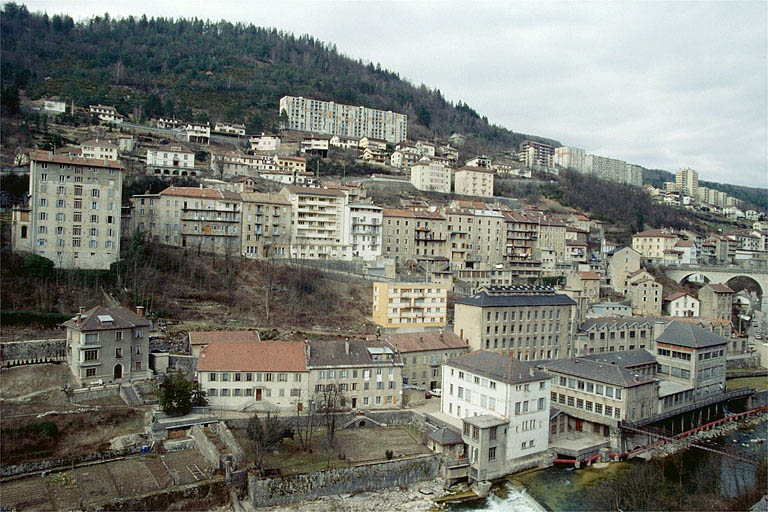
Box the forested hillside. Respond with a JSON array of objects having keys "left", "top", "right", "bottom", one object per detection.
[{"left": 0, "top": 3, "right": 558, "bottom": 152}]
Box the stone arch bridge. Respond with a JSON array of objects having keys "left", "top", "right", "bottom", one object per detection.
[{"left": 661, "top": 266, "right": 767, "bottom": 296}]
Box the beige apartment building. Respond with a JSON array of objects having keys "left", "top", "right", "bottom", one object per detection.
[
  {"left": 629, "top": 276, "right": 663, "bottom": 317},
  {"left": 454, "top": 286, "right": 577, "bottom": 359},
  {"left": 282, "top": 185, "right": 350, "bottom": 260},
  {"left": 382, "top": 209, "right": 448, "bottom": 263},
  {"left": 308, "top": 337, "right": 404, "bottom": 410},
  {"left": 606, "top": 246, "right": 642, "bottom": 295},
  {"left": 81, "top": 139, "right": 118, "bottom": 161},
  {"left": 130, "top": 186, "right": 242, "bottom": 255},
  {"left": 372, "top": 282, "right": 448, "bottom": 331},
  {"left": 12, "top": 150, "right": 123, "bottom": 269},
  {"left": 240, "top": 192, "right": 291, "bottom": 258},
  {"left": 631, "top": 228, "right": 680, "bottom": 263},
  {"left": 698, "top": 283, "right": 734, "bottom": 321},
  {"left": 410, "top": 160, "right": 452, "bottom": 194},
  {"left": 454, "top": 167, "right": 495, "bottom": 198}
]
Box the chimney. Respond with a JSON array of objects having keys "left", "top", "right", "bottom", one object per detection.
[
  {"left": 304, "top": 338, "right": 310, "bottom": 358},
  {"left": 345, "top": 337, "right": 350, "bottom": 355},
  {"left": 77, "top": 306, "right": 85, "bottom": 324}
]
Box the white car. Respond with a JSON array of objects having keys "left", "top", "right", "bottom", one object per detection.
[{"left": 431, "top": 388, "right": 442, "bottom": 397}]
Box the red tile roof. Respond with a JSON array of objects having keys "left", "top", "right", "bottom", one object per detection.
[
  {"left": 197, "top": 340, "right": 307, "bottom": 372},
  {"left": 708, "top": 283, "right": 734, "bottom": 293},
  {"left": 29, "top": 150, "right": 125, "bottom": 170}
]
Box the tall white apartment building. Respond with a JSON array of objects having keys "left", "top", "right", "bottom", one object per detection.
[
  {"left": 12, "top": 150, "right": 123, "bottom": 269},
  {"left": 552, "top": 146, "right": 586, "bottom": 171},
  {"left": 281, "top": 185, "right": 351, "bottom": 260},
  {"left": 279, "top": 96, "right": 407, "bottom": 144},
  {"left": 410, "top": 160, "right": 452, "bottom": 193},
  {"left": 347, "top": 202, "right": 383, "bottom": 260},
  {"left": 442, "top": 351, "right": 551, "bottom": 479},
  {"left": 676, "top": 168, "right": 698, "bottom": 198}
]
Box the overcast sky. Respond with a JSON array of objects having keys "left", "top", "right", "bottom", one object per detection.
[{"left": 21, "top": 1, "right": 768, "bottom": 188}]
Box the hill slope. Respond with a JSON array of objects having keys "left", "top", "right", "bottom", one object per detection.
[{"left": 1, "top": 3, "right": 558, "bottom": 153}]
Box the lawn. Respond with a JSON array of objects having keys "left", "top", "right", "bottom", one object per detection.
[
  {"left": 728, "top": 376, "right": 768, "bottom": 392},
  {"left": 230, "top": 423, "right": 429, "bottom": 475}
]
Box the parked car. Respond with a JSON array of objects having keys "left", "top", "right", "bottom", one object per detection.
[{"left": 431, "top": 388, "right": 442, "bottom": 397}]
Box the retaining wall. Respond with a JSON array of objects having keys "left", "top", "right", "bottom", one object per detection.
[
  {"left": 227, "top": 409, "right": 422, "bottom": 431},
  {"left": 1, "top": 447, "right": 142, "bottom": 478},
  {"left": 217, "top": 421, "right": 245, "bottom": 470},
  {"left": 0, "top": 338, "right": 66, "bottom": 366},
  {"left": 248, "top": 454, "right": 440, "bottom": 507},
  {"left": 70, "top": 384, "right": 121, "bottom": 403},
  {"left": 96, "top": 476, "right": 229, "bottom": 512}
]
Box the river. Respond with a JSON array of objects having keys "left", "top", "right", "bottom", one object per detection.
[{"left": 448, "top": 416, "right": 768, "bottom": 511}]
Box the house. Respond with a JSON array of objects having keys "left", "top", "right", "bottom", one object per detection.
[
  {"left": 89, "top": 104, "right": 124, "bottom": 124},
  {"left": 698, "top": 283, "right": 734, "bottom": 321},
  {"left": 64, "top": 305, "right": 151, "bottom": 385},
  {"left": 188, "top": 330, "right": 261, "bottom": 357},
  {"left": 390, "top": 147, "right": 421, "bottom": 169},
  {"left": 146, "top": 143, "right": 195, "bottom": 175},
  {"left": 372, "top": 282, "right": 448, "bottom": 331},
  {"left": 662, "top": 292, "right": 700, "bottom": 317},
  {"left": 588, "top": 302, "right": 632, "bottom": 319},
  {"left": 249, "top": 134, "right": 281, "bottom": 152},
  {"left": 80, "top": 139, "right": 118, "bottom": 161},
  {"left": 440, "top": 351, "right": 551, "bottom": 480},
  {"left": 563, "top": 271, "right": 601, "bottom": 322},
  {"left": 453, "top": 286, "right": 577, "bottom": 359},
  {"left": 275, "top": 155, "right": 307, "bottom": 174},
  {"left": 213, "top": 122, "right": 246, "bottom": 136},
  {"left": 197, "top": 340, "right": 309, "bottom": 413},
  {"left": 329, "top": 134, "right": 360, "bottom": 151},
  {"left": 307, "top": 337, "right": 404, "bottom": 410},
  {"left": 12, "top": 150, "right": 123, "bottom": 270},
  {"left": 186, "top": 122, "right": 210, "bottom": 144},
  {"left": 299, "top": 135, "right": 331, "bottom": 158},
  {"left": 375, "top": 330, "right": 469, "bottom": 390},
  {"left": 359, "top": 137, "right": 388, "bottom": 151},
  {"left": 454, "top": 167, "right": 495, "bottom": 198}
]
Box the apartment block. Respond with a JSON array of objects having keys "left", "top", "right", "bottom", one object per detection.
[
  {"left": 372, "top": 282, "right": 448, "bottom": 331},
  {"left": 81, "top": 139, "right": 118, "bottom": 161},
  {"left": 347, "top": 202, "right": 383, "bottom": 260},
  {"left": 282, "top": 185, "right": 350, "bottom": 260},
  {"left": 146, "top": 143, "right": 195, "bottom": 176},
  {"left": 279, "top": 95, "right": 407, "bottom": 143},
  {"left": 410, "top": 160, "right": 452, "bottom": 194},
  {"left": 12, "top": 150, "right": 123, "bottom": 269},
  {"left": 454, "top": 167, "right": 495, "bottom": 198},
  {"left": 454, "top": 286, "right": 577, "bottom": 359},
  {"left": 240, "top": 192, "right": 292, "bottom": 258},
  {"left": 675, "top": 168, "right": 698, "bottom": 198}
]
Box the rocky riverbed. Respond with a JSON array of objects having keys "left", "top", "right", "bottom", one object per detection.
[{"left": 237, "top": 477, "right": 449, "bottom": 511}]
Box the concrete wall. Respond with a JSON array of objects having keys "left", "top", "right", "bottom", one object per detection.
[
  {"left": 248, "top": 454, "right": 440, "bottom": 507},
  {"left": 0, "top": 338, "right": 66, "bottom": 366},
  {"left": 191, "top": 424, "right": 221, "bottom": 469},
  {"left": 71, "top": 384, "right": 121, "bottom": 403},
  {"left": 217, "top": 421, "right": 244, "bottom": 470}
]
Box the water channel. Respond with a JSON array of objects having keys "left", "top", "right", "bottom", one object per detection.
[{"left": 448, "top": 418, "right": 767, "bottom": 511}]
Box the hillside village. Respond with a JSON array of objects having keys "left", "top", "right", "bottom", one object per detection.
[{"left": 1, "top": 88, "right": 767, "bottom": 509}]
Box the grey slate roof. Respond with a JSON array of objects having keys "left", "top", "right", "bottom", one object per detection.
[
  {"left": 582, "top": 349, "right": 657, "bottom": 368},
  {"left": 456, "top": 292, "right": 576, "bottom": 308},
  {"left": 579, "top": 317, "right": 658, "bottom": 331},
  {"left": 540, "top": 357, "right": 656, "bottom": 388},
  {"left": 656, "top": 321, "right": 729, "bottom": 349},
  {"left": 62, "top": 305, "right": 151, "bottom": 331},
  {"left": 445, "top": 350, "right": 550, "bottom": 384},
  {"left": 308, "top": 338, "right": 403, "bottom": 368},
  {"left": 427, "top": 427, "right": 463, "bottom": 445}
]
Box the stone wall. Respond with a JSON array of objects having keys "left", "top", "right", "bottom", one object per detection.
[
  {"left": 103, "top": 476, "right": 229, "bottom": 512},
  {"left": 168, "top": 355, "right": 198, "bottom": 373},
  {"left": 1, "top": 447, "right": 142, "bottom": 478},
  {"left": 248, "top": 454, "right": 440, "bottom": 507},
  {"left": 191, "top": 424, "right": 221, "bottom": 470},
  {"left": 0, "top": 338, "right": 66, "bottom": 366},
  {"left": 227, "top": 409, "right": 423, "bottom": 431}
]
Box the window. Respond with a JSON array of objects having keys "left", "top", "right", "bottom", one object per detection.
[
  {"left": 84, "top": 349, "right": 98, "bottom": 361},
  {"left": 488, "top": 447, "right": 496, "bottom": 461},
  {"left": 210, "top": 373, "right": 217, "bottom": 381},
  {"left": 115, "top": 347, "right": 122, "bottom": 359},
  {"left": 489, "top": 426, "right": 497, "bottom": 441},
  {"left": 86, "top": 368, "right": 96, "bottom": 377}
]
